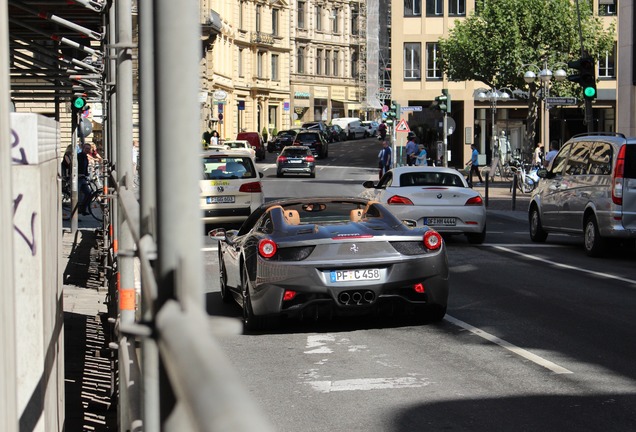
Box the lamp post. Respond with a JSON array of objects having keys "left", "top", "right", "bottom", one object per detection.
[
  {"left": 522, "top": 62, "right": 567, "bottom": 155},
  {"left": 474, "top": 87, "right": 513, "bottom": 163}
]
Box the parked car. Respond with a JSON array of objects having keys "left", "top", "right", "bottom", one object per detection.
[
  {"left": 276, "top": 146, "right": 315, "bottom": 178},
  {"left": 360, "top": 166, "right": 487, "bottom": 244},
  {"left": 361, "top": 120, "right": 380, "bottom": 137},
  {"left": 330, "top": 117, "right": 367, "bottom": 140},
  {"left": 301, "top": 121, "right": 330, "bottom": 142},
  {"left": 223, "top": 139, "right": 256, "bottom": 159},
  {"left": 293, "top": 130, "right": 329, "bottom": 158},
  {"left": 209, "top": 197, "right": 449, "bottom": 331},
  {"left": 268, "top": 129, "right": 300, "bottom": 153},
  {"left": 200, "top": 149, "right": 264, "bottom": 225},
  {"left": 236, "top": 132, "right": 266, "bottom": 161},
  {"left": 327, "top": 124, "right": 347, "bottom": 142},
  {"left": 529, "top": 132, "right": 636, "bottom": 256}
]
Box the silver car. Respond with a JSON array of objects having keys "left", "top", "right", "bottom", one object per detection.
[
  {"left": 361, "top": 166, "right": 487, "bottom": 244},
  {"left": 529, "top": 133, "right": 636, "bottom": 256},
  {"left": 210, "top": 198, "right": 449, "bottom": 332}
]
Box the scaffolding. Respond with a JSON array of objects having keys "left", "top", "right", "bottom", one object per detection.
[{"left": 363, "top": 0, "right": 382, "bottom": 111}]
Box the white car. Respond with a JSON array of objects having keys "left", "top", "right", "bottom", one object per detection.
[
  {"left": 361, "top": 121, "right": 379, "bottom": 137},
  {"left": 360, "top": 166, "right": 487, "bottom": 244},
  {"left": 223, "top": 139, "right": 256, "bottom": 159},
  {"left": 201, "top": 149, "right": 264, "bottom": 225}
]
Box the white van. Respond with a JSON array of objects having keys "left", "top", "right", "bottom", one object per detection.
[{"left": 331, "top": 117, "right": 367, "bottom": 140}]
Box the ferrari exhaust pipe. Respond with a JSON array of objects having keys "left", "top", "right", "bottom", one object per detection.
[
  {"left": 363, "top": 291, "right": 375, "bottom": 302},
  {"left": 339, "top": 292, "right": 350, "bottom": 304},
  {"left": 352, "top": 291, "right": 362, "bottom": 304}
]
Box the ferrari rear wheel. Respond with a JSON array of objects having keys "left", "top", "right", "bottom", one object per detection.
[
  {"left": 219, "top": 251, "right": 232, "bottom": 303},
  {"left": 242, "top": 265, "right": 264, "bottom": 332}
]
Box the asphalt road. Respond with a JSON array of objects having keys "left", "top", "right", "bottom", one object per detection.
[{"left": 202, "top": 137, "right": 636, "bottom": 432}]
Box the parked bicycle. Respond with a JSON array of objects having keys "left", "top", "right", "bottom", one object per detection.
[
  {"left": 510, "top": 161, "right": 539, "bottom": 194},
  {"left": 61, "top": 165, "right": 104, "bottom": 221}
]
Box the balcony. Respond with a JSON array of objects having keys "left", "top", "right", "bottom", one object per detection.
[{"left": 250, "top": 31, "right": 274, "bottom": 46}]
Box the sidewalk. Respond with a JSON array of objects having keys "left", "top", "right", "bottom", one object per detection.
[
  {"left": 62, "top": 215, "right": 116, "bottom": 430},
  {"left": 474, "top": 179, "right": 530, "bottom": 222}
]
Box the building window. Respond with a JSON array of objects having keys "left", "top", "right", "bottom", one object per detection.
[
  {"left": 351, "top": 6, "right": 359, "bottom": 35},
  {"left": 316, "top": 5, "right": 322, "bottom": 31},
  {"left": 405, "top": 0, "right": 422, "bottom": 17},
  {"left": 271, "top": 54, "right": 279, "bottom": 81},
  {"left": 333, "top": 51, "right": 339, "bottom": 76},
  {"left": 351, "top": 49, "right": 359, "bottom": 78},
  {"left": 238, "top": 48, "right": 243, "bottom": 77},
  {"left": 599, "top": 0, "right": 617, "bottom": 16},
  {"left": 426, "top": 42, "right": 442, "bottom": 79},
  {"left": 257, "top": 51, "right": 265, "bottom": 78},
  {"left": 426, "top": 0, "right": 443, "bottom": 16},
  {"left": 331, "top": 9, "right": 339, "bottom": 33},
  {"left": 448, "top": 0, "right": 465, "bottom": 16},
  {"left": 256, "top": 5, "right": 261, "bottom": 32},
  {"left": 239, "top": 1, "right": 244, "bottom": 30},
  {"left": 298, "top": 1, "right": 306, "bottom": 29},
  {"left": 272, "top": 9, "right": 279, "bottom": 36},
  {"left": 404, "top": 42, "right": 421, "bottom": 80},
  {"left": 325, "top": 50, "right": 331, "bottom": 76},
  {"left": 316, "top": 49, "right": 323, "bottom": 75},
  {"left": 599, "top": 45, "right": 616, "bottom": 79},
  {"left": 297, "top": 47, "right": 305, "bottom": 74}
]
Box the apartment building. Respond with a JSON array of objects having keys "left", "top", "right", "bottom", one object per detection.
[{"left": 390, "top": 0, "right": 618, "bottom": 167}]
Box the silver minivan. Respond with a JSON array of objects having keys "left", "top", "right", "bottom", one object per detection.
[{"left": 529, "top": 133, "right": 636, "bottom": 256}]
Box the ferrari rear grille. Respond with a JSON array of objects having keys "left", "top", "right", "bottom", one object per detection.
[
  {"left": 390, "top": 241, "right": 428, "bottom": 256},
  {"left": 275, "top": 245, "right": 315, "bottom": 261}
]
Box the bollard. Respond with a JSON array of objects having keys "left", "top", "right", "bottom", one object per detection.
[
  {"left": 484, "top": 174, "right": 489, "bottom": 207},
  {"left": 512, "top": 174, "right": 517, "bottom": 211}
]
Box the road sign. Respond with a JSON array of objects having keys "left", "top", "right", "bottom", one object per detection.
[
  {"left": 545, "top": 97, "right": 577, "bottom": 105},
  {"left": 395, "top": 119, "right": 410, "bottom": 132},
  {"left": 382, "top": 104, "right": 389, "bottom": 113},
  {"left": 401, "top": 106, "right": 422, "bottom": 112}
]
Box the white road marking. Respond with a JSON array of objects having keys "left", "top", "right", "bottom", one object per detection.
[
  {"left": 304, "top": 334, "right": 335, "bottom": 354},
  {"left": 482, "top": 243, "right": 570, "bottom": 248},
  {"left": 488, "top": 245, "right": 636, "bottom": 286},
  {"left": 445, "top": 315, "right": 572, "bottom": 375},
  {"left": 307, "top": 377, "right": 433, "bottom": 393}
]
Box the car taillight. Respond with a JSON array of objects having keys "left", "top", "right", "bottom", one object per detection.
[
  {"left": 239, "top": 181, "right": 262, "bottom": 193},
  {"left": 465, "top": 196, "right": 484, "bottom": 206},
  {"left": 283, "top": 290, "right": 297, "bottom": 301},
  {"left": 258, "top": 239, "right": 277, "bottom": 258},
  {"left": 277, "top": 156, "right": 287, "bottom": 163},
  {"left": 305, "top": 155, "right": 315, "bottom": 162},
  {"left": 387, "top": 195, "right": 414, "bottom": 205},
  {"left": 423, "top": 230, "right": 442, "bottom": 250},
  {"left": 612, "top": 145, "right": 626, "bottom": 205}
]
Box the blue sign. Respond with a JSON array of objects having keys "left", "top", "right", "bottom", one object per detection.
[
  {"left": 218, "top": 103, "right": 223, "bottom": 113},
  {"left": 284, "top": 102, "right": 290, "bottom": 111},
  {"left": 382, "top": 112, "right": 388, "bottom": 119},
  {"left": 238, "top": 100, "right": 245, "bottom": 111}
]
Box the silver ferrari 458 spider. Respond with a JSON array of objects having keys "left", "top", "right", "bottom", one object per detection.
[{"left": 209, "top": 197, "right": 449, "bottom": 332}]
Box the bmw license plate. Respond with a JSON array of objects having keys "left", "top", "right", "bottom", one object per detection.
[
  {"left": 206, "top": 196, "right": 235, "bottom": 204},
  {"left": 425, "top": 217, "right": 456, "bottom": 226},
  {"left": 289, "top": 159, "right": 302, "bottom": 164},
  {"left": 330, "top": 269, "right": 381, "bottom": 283}
]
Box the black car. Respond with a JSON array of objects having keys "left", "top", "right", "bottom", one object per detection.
[
  {"left": 268, "top": 129, "right": 299, "bottom": 153},
  {"left": 301, "top": 121, "right": 330, "bottom": 142},
  {"left": 293, "top": 131, "right": 329, "bottom": 158},
  {"left": 276, "top": 146, "right": 316, "bottom": 178},
  {"left": 327, "top": 124, "right": 347, "bottom": 142}
]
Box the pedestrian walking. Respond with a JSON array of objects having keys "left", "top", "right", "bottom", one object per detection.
[
  {"left": 467, "top": 144, "right": 483, "bottom": 187},
  {"left": 77, "top": 143, "right": 93, "bottom": 215},
  {"left": 414, "top": 143, "right": 428, "bottom": 166},
  {"left": 378, "top": 121, "right": 387, "bottom": 140},
  {"left": 378, "top": 140, "right": 392, "bottom": 180},
  {"left": 405, "top": 131, "right": 418, "bottom": 166}
]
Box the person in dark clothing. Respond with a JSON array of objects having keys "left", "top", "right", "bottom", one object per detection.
[
  {"left": 77, "top": 143, "right": 92, "bottom": 215},
  {"left": 378, "top": 140, "right": 392, "bottom": 180},
  {"left": 378, "top": 121, "right": 387, "bottom": 140}
]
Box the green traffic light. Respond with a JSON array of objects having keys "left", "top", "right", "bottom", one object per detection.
[
  {"left": 73, "top": 97, "right": 86, "bottom": 109},
  {"left": 584, "top": 87, "right": 596, "bottom": 98}
]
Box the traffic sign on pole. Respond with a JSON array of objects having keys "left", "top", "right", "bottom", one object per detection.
[
  {"left": 545, "top": 97, "right": 577, "bottom": 105},
  {"left": 395, "top": 119, "right": 410, "bottom": 132}
]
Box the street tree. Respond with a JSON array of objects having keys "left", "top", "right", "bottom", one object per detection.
[{"left": 438, "top": 0, "right": 615, "bottom": 156}]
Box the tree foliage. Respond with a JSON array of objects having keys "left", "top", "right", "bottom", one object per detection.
[{"left": 438, "top": 0, "right": 615, "bottom": 152}]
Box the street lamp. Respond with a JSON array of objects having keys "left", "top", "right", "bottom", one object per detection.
[
  {"left": 522, "top": 62, "right": 567, "bottom": 156},
  {"left": 474, "top": 87, "right": 514, "bottom": 163}
]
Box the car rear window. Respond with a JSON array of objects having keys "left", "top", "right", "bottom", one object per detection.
[
  {"left": 282, "top": 148, "right": 311, "bottom": 157},
  {"left": 202, "top": 156, "right": 256, "bottom": 179},
  {"left": 625, "top": 144, "right": 636, "bottom": 179},
  {"left": 400, "top": 172, "right": 464, "bottom": 187},
  {"left": 297, "top": 133, "right": 320, "bottom": 143}
]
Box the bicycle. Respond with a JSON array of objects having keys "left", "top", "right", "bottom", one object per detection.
[
  {"left": 510, "top": 162, "right": 538, "bottom": 194},
  {"left": 61, "top": 166, "right": 104, "bottom": 221}
]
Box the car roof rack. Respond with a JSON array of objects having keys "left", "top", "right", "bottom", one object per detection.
[{"left": 571, "top": 132, "right": 626, "bottom": 139}]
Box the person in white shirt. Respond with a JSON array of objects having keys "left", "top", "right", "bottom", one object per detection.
[{"left": 544, "top": 140, "right": 559, "bottom": 168}]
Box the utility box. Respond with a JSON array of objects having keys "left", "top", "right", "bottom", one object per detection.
[{"left": 10, "top": 113, "right": 64, "bottom": 431}]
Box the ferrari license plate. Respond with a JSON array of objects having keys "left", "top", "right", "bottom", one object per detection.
[
  {"left": 330, "top": 269, "right": 381, "bottom": 283},
  {"left": 207, "top": 196, "right": 235, "bottom": 204},
  {"left": 425, "top": 217, "right": 456, "bottom": 226}
]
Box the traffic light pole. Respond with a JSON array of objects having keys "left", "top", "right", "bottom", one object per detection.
[
  {"left": 443, "top": 112, "right": 448, "bottom": 167},
  {"left": 585, "top": 99, "right": 593, "bottom": 133}
]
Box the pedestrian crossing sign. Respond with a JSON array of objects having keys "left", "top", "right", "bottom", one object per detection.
[{"left": 395, "top": 119, "right": 410, "bottom": 132}]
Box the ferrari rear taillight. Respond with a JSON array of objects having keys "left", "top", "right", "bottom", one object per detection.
[
  {"left": 258, "top": 239, "right": 277, "bottom": 258},
  {"left": 283, "top": 290, "right": 297, "bottom": 301},
  {"left": 465, "top": 196, "right": 484, "bottom": 206},
  {"left": 423, "top": 230, "right": 442, "bottom": 250},
  {"left": 413, "top": 283, "right": 425, "bottom": 293},
  {"left": 239, "top": 182, "right": 262, "bottom": 193},
  {"left": 387, "top": 195, "right": 414, "bottom": 205},
  {"left": 612, "top": 145, "right": 626, "bottom": 205}
]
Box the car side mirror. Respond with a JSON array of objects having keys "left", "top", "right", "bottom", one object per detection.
[
  {"left": 208, "top": 228, "right": 226, "bottom": 241},
  {"left": 362, "top": 180, "right": 376, "bottom": 189}
]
